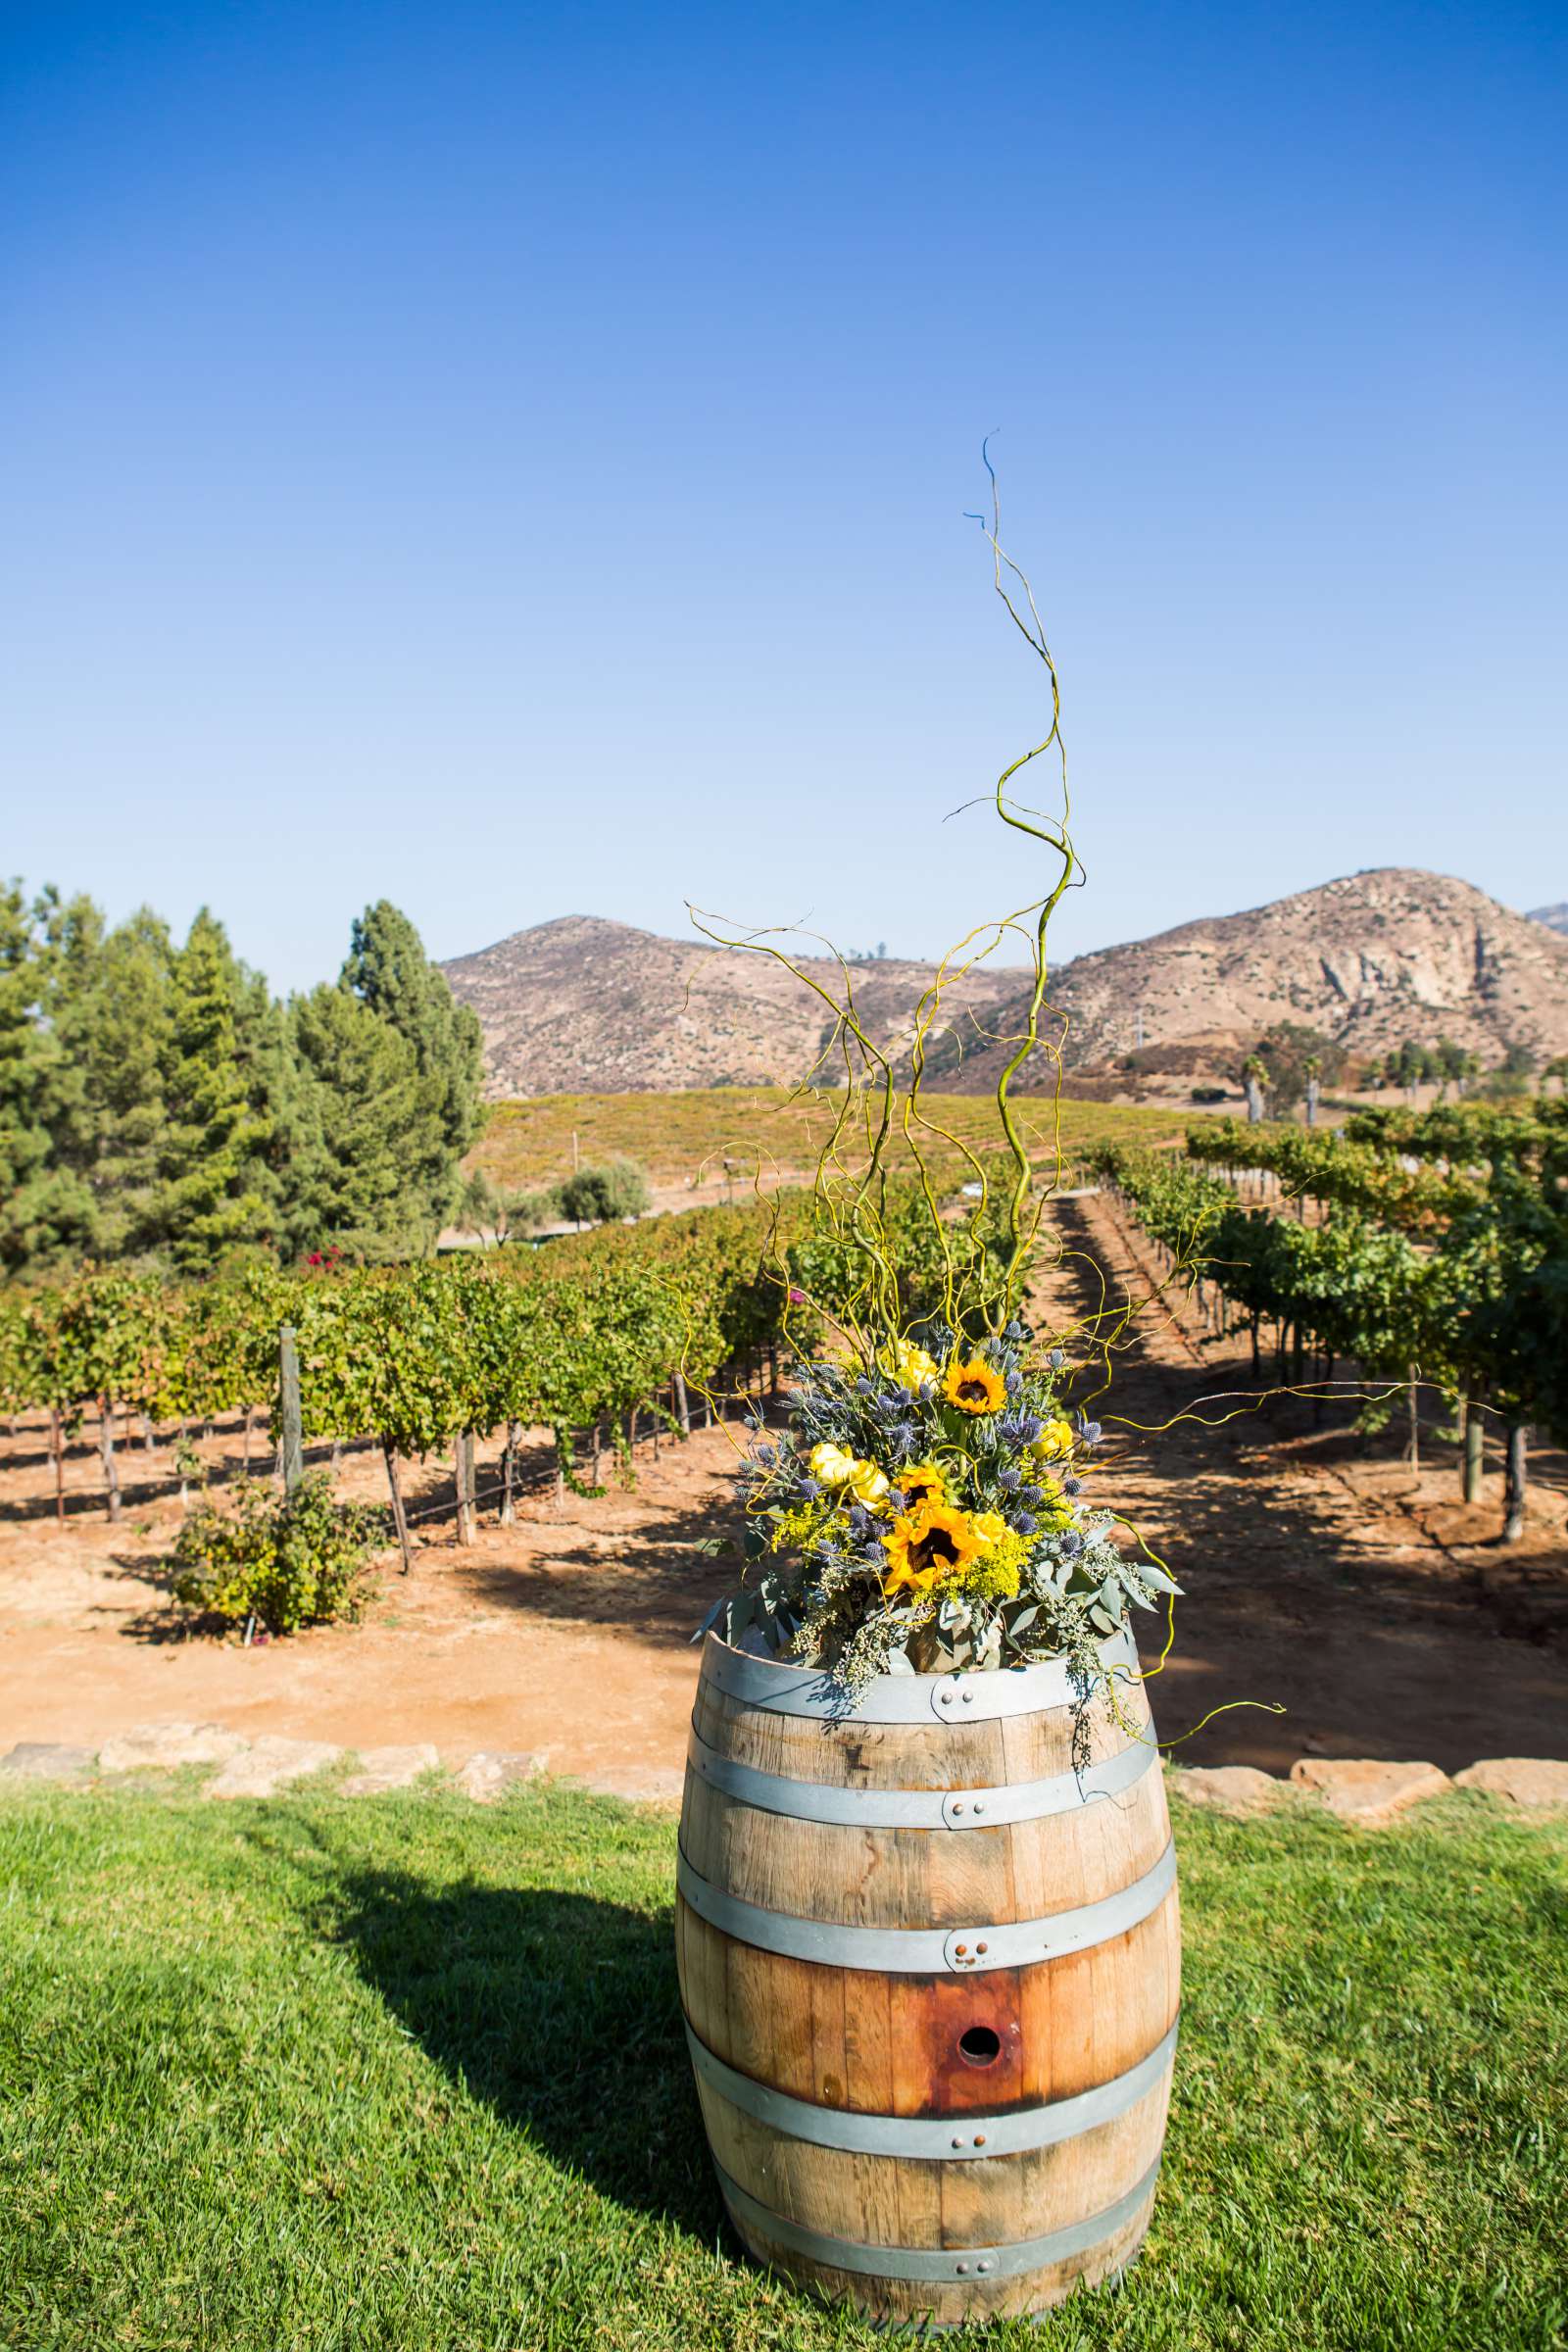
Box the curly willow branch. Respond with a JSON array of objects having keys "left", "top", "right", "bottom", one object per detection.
[{"left": 682, "top": 450, "right": 1090, "bottom": 1354}]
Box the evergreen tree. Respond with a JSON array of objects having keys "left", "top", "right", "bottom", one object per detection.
[
  {"left": 0, "top": 882, "right": 95, "bottom": 1272},
  {"left": 341, "top": 902, "right": 484, "bottom": 1164},
  {"left": 284, "top": 985, "right": 451, "bottom": 1259},
  {"left": 54, "top": 906, "right": 176, "bottom": 1259},
  {"left": 153, "top": 909, "right": 273, "bottom": 1271}
]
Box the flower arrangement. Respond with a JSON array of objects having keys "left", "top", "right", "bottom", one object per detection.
[
  {"left": 692, "top": 455, "right": 1180, "bottom": 1726},
  {"left": 731, "top": 1318, "right": 1176, "bottom": 1703}
]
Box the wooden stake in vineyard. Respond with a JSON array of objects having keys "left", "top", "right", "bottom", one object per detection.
[
  {"left": 277, "top": 1327, "right": 305, "bottom": 1497},
  {"left": 383, "top": 1442, "right": 414, "bottom": 1573}
]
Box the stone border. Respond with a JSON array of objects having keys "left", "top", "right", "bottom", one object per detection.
[
  {"left": 0, "top": 1730, "right": 1563, "bottom": 1821},
  {"left": 1168, "top": 1754, "right": 1568, "bottom": 1825}
]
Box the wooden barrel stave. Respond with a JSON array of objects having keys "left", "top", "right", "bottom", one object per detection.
[
  {"left": 694, "top": 2073, "right": 1173, "bottom": 2237},
  {"left": 679, "top": 1769, "right": 1171, "bottom": 1926},
  {"left": 678, "top": 1906, "right": 1180, "bottom": 2112},
  {"left": 677, "top": 1632, "right": 1180, "bottom": 2322}
]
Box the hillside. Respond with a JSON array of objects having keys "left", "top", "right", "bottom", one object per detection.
[
  {"left": 440, "top": 916, "right": 1024, "bottom": 1097},
  {"left": 1531, "top": 904, "right": 1568, "bottom": 937},
  {"left": 924, "top": 869, "right": 1568, "bottom": 1093},
  {"left": 443, "top": 874, "right": 1568, "bottom": 1098}
]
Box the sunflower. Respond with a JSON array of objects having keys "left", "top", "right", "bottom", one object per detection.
[
  {"left": 881, "top": 1497, "right": 987, "bottom": 1597},
  {"left": 900, "top": 1459, "right": 949, "bottom": 1511},
  {"left": 943, "top": 1356, "right": 1006, "bottom": 1415}
]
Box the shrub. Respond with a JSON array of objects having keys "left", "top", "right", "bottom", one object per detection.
[
  {"left": 172, "top": 1471, "right": 387, "bottom": 1633},
  {"left": 557, "top": 1157, "right": 652, "bottom": 1226}
]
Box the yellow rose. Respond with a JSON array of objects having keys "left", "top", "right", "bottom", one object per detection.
[
  {"left": 808, "top": 1443, "right": 858, "bottom": 1489},
  {"left": 848, "top": 1459, "right": 891, "bottom": 1507},
  {"left": 970, "top": 1511, "right": 1009, "bottom": 1549},
  {"left": 1031, "top": 1416, "right": 1075, "bottom": 1462}
]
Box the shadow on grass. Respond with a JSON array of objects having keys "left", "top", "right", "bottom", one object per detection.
[{"left": 332, "top": 1870, "right": 719, "bottom": 2233}]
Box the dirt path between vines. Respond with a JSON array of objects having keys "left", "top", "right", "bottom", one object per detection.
[{"left": 2, "top": 1199, "right": 1564, "bottom": 1787}]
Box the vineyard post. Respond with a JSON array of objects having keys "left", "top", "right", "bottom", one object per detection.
[
  {"left": 1406, "top": 1369, "right": 1420, "bottom": 1473},
  {"left": 673, "top": 1372, "right": 691, "bottom": 1434},
  {"left": 50, "top": 1406, "right": 64, "bottom": 1526},
  {"left": 278, "top": 1327, "right": 305, "bottom": 1497},
  {"left": 1501, "top": 1424, "right": 1527, "bottom": 1544},
  {"left": 382, "top": 1441, "right": 413, "bottom": 1573},
  {"left": 1462, "top": 1402, "right": 1484, "bottom": 1502},
  {"left": 454, "top": 1430, "right": 476, "bottom": 1544},
  {"left": 98, "top": 1396, "right": 121, "bottom": 1524},
  {"left": 500, "top": 1420, "right": 519, "bottom": 1524}
]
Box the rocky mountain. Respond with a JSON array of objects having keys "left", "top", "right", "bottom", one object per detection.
[
  {"left": 440, "top": 916, "right": 1025, "bottom": 1097},
  {"left": 443, "top": 874, "right": 1568, "bottom": 1098},
  {"left": 1530, "top": 903, "right": 1568, "bottom": 937},
  {"left": 923, "top": 869, "right": 1568, "bottom": 1093}
]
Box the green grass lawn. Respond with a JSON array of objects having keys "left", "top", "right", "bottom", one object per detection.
[{"left": 1, "top": 1782, "right": 1564, "bottom": 2352}]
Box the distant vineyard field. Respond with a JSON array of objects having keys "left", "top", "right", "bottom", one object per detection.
[{"left": 470, "top": 1090, "right": 1186, "bottom": 1193}]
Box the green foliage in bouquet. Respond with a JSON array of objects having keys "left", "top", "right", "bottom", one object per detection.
[
  {"left": 172, "top": 1469, "right": 387, "bottom": 1633},
  {"left": 692, "top": 458, "right": 1174, "bottom": 1711}
]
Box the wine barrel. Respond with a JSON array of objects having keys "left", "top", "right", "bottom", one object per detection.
[{"left": 676, "top": 1628, "right": 1180, "bottom": 2327}]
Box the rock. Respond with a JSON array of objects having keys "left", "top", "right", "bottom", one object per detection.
[
  {"left": 340, "top": 1743, "right": 440, "bottom": 1795},
  {"left": 1289, "top": 1757, "right": 1450, "bottom": 1827},
  {"left": 454, "top": 1750, "right": 544, "bottom": 1803},
  {"left": 99, "top": 1722, "right": 247, "bottom": 1774},
  {"left": 1454, "top": 1757, "right": 1568, "bottom": 1810},
  {"left": 1167, "top": 1764, "right": 1298, "bottom": 1817},
  {"left": 0, "top": 1741, "right": 96, "bottom": 1786},
  {"left": 203, "top": 1737, "right": 340, "bottom": 1800}
]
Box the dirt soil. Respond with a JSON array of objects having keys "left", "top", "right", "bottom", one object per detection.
[{"left": 2, "top": 1195, "right": 1564, "bottom": 1787}]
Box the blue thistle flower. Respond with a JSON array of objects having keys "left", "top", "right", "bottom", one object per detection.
[
  {"left": 1061, "top": 1475, "right": 1082, "bottom": 1496},
  {"left": 1004, "top": 1319, "right": 1027, "bottom": 1342},
  {"left": 1004, "top": 1369, "right": 1023, "bottom": 1396},
  {"left": 797, "top": 1476, "right": 822, "bottom": 1500},
  {"left": 997, "top": 1464, "right": 1021, "bottom": 1492},
  {"left": 1012, "top": 1511, "right": 1038, "bottom": 1536},
  {"left": 1050, "top": 1348, "right": 1065, "bottom": 1370},
  {"left": 1060, "top": 1531, "right": 1084, "bottom": 1557},
  {"left": 1018, "top": 1484, "right": 1042, "bottom": 1506}
]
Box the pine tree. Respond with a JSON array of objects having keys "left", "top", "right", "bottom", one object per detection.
[
  {"left": 284, "top": 985, "right": 451, "bottom": 1259},
  {"left": 341, "top": 902, "right": 484, "bottom": 1163},
  {"left": 0, "top": 883, "right": 96, "bottom": 1273},
  {"left": 153, "top": 909, "right": 273, "bottom": 1271},
  {"left": 54, "top": 906, "right": 176, "bottom": 1259}
]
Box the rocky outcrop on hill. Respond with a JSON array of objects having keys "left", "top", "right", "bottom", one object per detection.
[
  {"left": 922, "top": 869, "right": 1568, "bottom": 1093},
  {"left": 1530, "top": 903, "right": 1568, "bottom": 937},
  {"left": 443, "top": 874, "right": 1568, "bottom": 1097},
  {"left": 440, "top": 916, "right": 1023, "bottom": 1097}
]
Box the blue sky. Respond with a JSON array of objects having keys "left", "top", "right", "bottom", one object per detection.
[{"left": 3, "top": 0, "right": 1563, "bottom": 992}]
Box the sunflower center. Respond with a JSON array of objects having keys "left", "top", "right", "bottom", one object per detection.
[
  {"left": 956, "top": 1379, "right": 991, "bottom": 1405},
  {"left": 909, "top": 1526, "right": 962, "bottom": 1574}
]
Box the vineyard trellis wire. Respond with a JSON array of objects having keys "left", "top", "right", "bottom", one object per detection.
[
  {"left": 1091, "top": 1102, "right": 1568, "bottom": 1544},
  {"left": 0, "top": 1183, "right": 983, "bottom": 1565}
]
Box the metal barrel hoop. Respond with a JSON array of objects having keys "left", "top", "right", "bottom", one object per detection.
[
  {"left": 675, "top": 1838, "right": 1177, "bottom": 1975},
  {"left": 715, "top": 2154, "right": 1164, "bottom": 2283},
  {"left": 684, "top": 1721, "right": 1157, "bottom": 1831}
]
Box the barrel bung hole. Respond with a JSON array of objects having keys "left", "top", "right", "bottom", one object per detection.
[{"left": 957, "top": 2024, "right": 1002, "bottom": 2068}]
